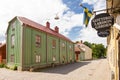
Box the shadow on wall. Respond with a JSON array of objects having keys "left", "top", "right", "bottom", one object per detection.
[{"left": 34, "top": 61, "right": 90, "bottom": 74}]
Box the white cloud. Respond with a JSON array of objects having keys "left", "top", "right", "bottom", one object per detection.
[
  {"left": 82, "top": 0, "right": 106, "bottom": 13},
  {"left": 76, "top": 0, "right": 107, "bottom": 46},
  {"left": 45, "top": 11, "right": 83, "bottom": 37},
  {"left": 0, "top": 0, "right": 68, "bottom": 42},
  {"left": 73, "top": 26, "right": 107, "bottom": 46},
  {"left": 0, "top": 0, "right": 107, "bottom": 46},
  {"left": 82, "top": 0, "right": 98, "bottom": 5}
]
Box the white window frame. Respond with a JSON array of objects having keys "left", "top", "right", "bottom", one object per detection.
[
  {"left": 11, "top": 34, "right": 15, "bottom": 47},
  {"left": 35, "top": 35, "right": 41, "bottom": 47},
  {"left": 12, "top": 22, "right": 15, "bottom": 31}
]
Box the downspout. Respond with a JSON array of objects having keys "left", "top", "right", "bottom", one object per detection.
[
  {"left": 66, "top": 41, "right": 68, "bottom": 63},
  {"left": 46, "top": 33, "right": 48, "bottom": 64},
  {"left": 21, "top": 24, "right": 24, "bottom": 70},
  {"left": 59, "top": 38, "right": 60, "bottom": 64}
]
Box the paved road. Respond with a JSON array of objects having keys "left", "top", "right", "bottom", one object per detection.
[{"left": 0, "top": 59, "right": 110, "bottom": 80}]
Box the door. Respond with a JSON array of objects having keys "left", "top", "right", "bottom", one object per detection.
[
  {"left": 0, "top": 53, "right": 2, "bottom": 63},
  {"left": 76, "top": 54, "right": 78, "bottom": 61}
]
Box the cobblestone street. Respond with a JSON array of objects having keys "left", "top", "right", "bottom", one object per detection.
[{"left": 0, "top": 59, "right": 110, "bottom": 80}]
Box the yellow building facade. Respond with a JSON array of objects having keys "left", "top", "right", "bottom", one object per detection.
[{"left": 107, "top": 0, "right": 120, "bottom": 80}]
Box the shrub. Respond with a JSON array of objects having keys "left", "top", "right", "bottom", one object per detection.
[{"left": 0, "top": 63, "right": 5, "bottom": 68}]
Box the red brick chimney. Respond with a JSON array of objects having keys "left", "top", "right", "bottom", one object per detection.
[
  {"left": 80, "top": 40, "right": 83, "bottom": 44},
  {"left": 55, "top": 26, "right": 59, "bottom": 33},
  {"left": 46, "top": 21, "right": 50, "bottom": 28}
]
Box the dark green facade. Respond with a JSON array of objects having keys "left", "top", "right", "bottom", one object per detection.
[{"left": 7, "top": 16, "right": 75, "bottom": 70}]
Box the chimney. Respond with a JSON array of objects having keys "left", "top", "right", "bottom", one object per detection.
[
  {"left": 55, "top": 26, "right": 59, "bottom": 33},
  {"left": 46, "top": 21, "right": 50, "bottom": 28},
  {"left": 80, "top": 40, "right": 83, "bottom": 44}
]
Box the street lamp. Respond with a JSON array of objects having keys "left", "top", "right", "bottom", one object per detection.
[{"left": 54, "top": 13, "right": 59, "bottom": 20}]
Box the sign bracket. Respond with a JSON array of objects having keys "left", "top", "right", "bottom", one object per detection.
[{"left": 79, "top": 4, "right": 120, "bottom": 14}]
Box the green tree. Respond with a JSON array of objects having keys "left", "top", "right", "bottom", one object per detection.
[
  {"left": 83, "top": 41, "right": 92, "bottom": 48},
  {"left": 83, "top": 41, "right": 106, "bottom": 59}
]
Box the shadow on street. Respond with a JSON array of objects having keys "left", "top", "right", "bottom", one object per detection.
[{"left": 34, "top": 61, "right": 90, "bottom": 74}]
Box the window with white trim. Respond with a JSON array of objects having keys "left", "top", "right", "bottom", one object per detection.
[
  {"left": 35, "top": 55, "right": 41, "bottom": 63},
  {"left": 69, "top": 45, "right": 72, "bottom": 51},
  {"left": 52, "top": 40, "right": 56, "bottom": 48},
  {"left": 12, "top": 22, "right": 15, "bottom": 31},
  {"left": 62, "top": 43, "right": 65, "bottom": 48},
  {"left": 35, "top": 35, "right": 41, "bottom": 47},
  {"left": 11, "top": 34, "right": 15, "bottom": 47},
  {"left": 10, "top": 54, "right": 14, "bottom": 62}
]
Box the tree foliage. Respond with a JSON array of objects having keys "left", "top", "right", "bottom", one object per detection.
[{"left": 83, "top": 41, "right": 106, "bottom": 59}]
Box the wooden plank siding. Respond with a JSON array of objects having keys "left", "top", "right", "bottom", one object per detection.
[
  {"left": 7, "top": 16, "right": 75, "bottom": 70},
  {"left": 0, "top": 44, "right": 6, "bottom": 63},
  {"left": 7, "top": 19, "right": 22, "bottom": 67},
  {"left": 67, "top": 42, "right": 75, "bottom": 63},
  {"left": 47, "top": 34, "right": 59, "bottom": 64}
]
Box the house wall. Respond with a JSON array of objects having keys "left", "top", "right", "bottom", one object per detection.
[
  {"left": 22, "top": 26, "right": 75, "bottom": 69},
  {"left": 80, "top": 52, "right": 85, "bottom": 61},
  {"left": 60, "top": 39, "right": 67, "bottom": 63},
  {"left": 67, "top": 42, "right": 75, "bottom": 63},
  {"left": 84, "top": 46, "right": 92, "bottom": 60},
  {"left": 107, "top": 25, "right": 119, "bottom": 80},
  {"left": 22, "top": 26, "right": 47, "bottom": 68},
  {"left": 7, "top": 17, "right": 75, "bottom": 70},
  {"left": 0, "top": 51, "right": 2, "bottom": 63},
  {"left": 106, "top": 0, "right": 120, "bottom": 79},
  {"left": 7, "top": 18, "right": 22, "bottom": 67},
  {"left": 0, "top": 44, "right": 6, "bottom": 63},
  {"left": 46, "top": 34, "right": 59, "bottom": 64}
]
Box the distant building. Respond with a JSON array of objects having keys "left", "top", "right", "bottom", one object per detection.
[
  {"left": 6, "top": 16, "right": 75, "bottom": 71},
  {"left": 0, "top": 43, "right": 6, "bottom": 63},
  {"left": 75, "top": 41, "right": 92, "bottom": 61}
]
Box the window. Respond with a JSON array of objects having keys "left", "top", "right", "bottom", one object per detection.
[
  {"left": 35, "top": 35, "right": 41, "bottom": 47},
  {"left": 36, "top": 55, "right": 39, "bottom": 63},
  {"left": 62, "top": 43, "right": 65, "bottom": 48},
  {"left": 12, "top": 22, "right": 15, "bottom": 31},
  {"left": 52, "top": 40, "right": 56, "bottom": 48},
  {"left": 53, "top": 56, "right": 56, "bottom": 61},
  {"left": 69, "top": 45, "right": 72, "bottom": 50},
  {"left": 35, "top": 55, "right": 41, "bottom": 63},
  {"left": 10, "top": 54, "right": 14, "bottom": 62},
  {"left": 69, "top": 45, "right": 72, "bottom": 49},
  {"left": 11, "top": 34, "right": 15, "bottom": 47}
]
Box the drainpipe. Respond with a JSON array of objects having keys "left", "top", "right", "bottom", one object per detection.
[{"left": 46, "top": 33, "right": 48, "bottom": 63}]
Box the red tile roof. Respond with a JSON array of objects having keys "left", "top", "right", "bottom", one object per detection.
[{"left": 18, "top": 17, "right": 72, "bottom": 42}]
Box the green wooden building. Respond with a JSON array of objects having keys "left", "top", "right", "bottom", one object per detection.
[{"left": 6, "top": 16, "right": 75, "bottom": 71}]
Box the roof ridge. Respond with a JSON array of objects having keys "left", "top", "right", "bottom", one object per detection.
[{"left": 18, "top": 16, "right": 73, "bottom": 43}]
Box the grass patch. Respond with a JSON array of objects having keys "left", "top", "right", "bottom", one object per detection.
[{"left": 0, "top": 63, "right": 5, "bottom": 68}]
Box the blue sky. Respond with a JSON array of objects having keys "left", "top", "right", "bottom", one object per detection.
[
  {"left": 62, "top": 0, "right": 106, "bottom": 45},
  {"left": 62, "top": 0, "right": 93, "bottom": 14},
  {"left": 62, "top": 0, "right": 94, "bottom": 40},
  {"left": 0, "top": 0, "right": 106, "bottom": 46}
]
